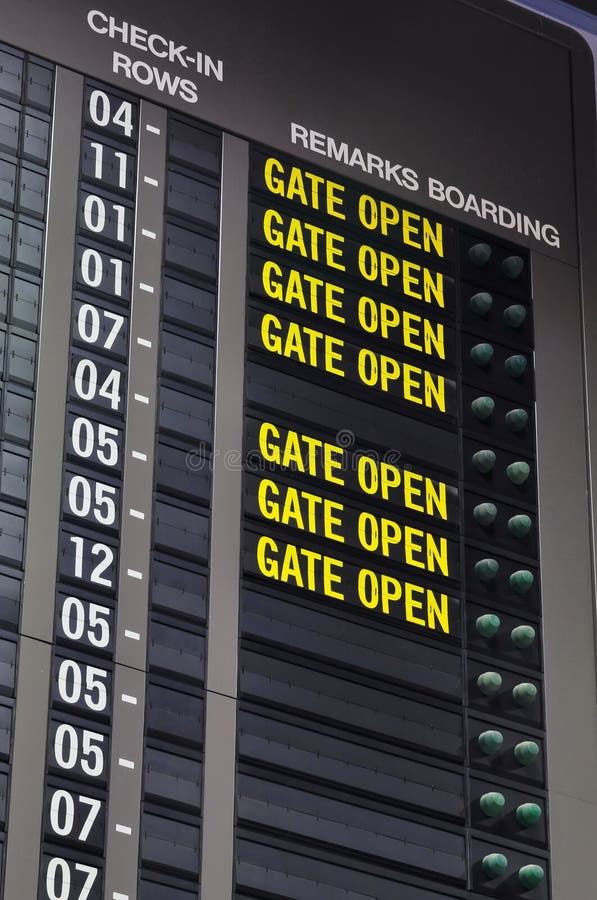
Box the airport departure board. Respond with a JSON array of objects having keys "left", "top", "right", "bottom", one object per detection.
[
  {"left": 0, "top": 2, "right": 594, "bottom": 900},
  {"left": 236, "top": 145, "right": 547, "bottom": 900}
]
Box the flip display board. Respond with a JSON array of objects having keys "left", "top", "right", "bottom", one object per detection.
[{"left": 0, "top": 2, "right": 595, "bottom": 899}]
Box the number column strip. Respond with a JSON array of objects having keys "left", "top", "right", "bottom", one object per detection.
[
  {"left": 103, "top": 101, "right": 167, "bottom": 900},
  {"left": 199, "top": 135, "right": 249, "bottom": 900},
  {"left": 3, "top": 68, "right": 84, "bottom": 900}
]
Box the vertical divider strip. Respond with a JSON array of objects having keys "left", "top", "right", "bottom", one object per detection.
[
  {"left": 104, "top": 100, "right": 166, "bottom": 900},
  {"left": 200, "top": 134, "right": 249, "bottom": 899},
  {"left": 3, "top": 67, "right": 83, "bottom": 900}
]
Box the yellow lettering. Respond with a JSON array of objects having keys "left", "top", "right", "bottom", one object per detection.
[
  {"left": 255, "top": 534, "right": 344, "bottom": 599},
  {"left": 426, "top": 480, "right": 447, "bottom": 520},
  {"left": 427, "top": 533, "right": 449, "bottom": 577},
  {"left": 256, "top": 421, "right": 346, "bottom": 486},
  {"left": 357, "top": 196, "right": 444, "bottom": 259},
  {"left": 402, "top": 311, "right": 423, "bottom": 353},
  {"left": 259, "top": 422, "right": 281, "bottom": 465},
  {"left": 358, "top": 245, "right": 445, "bottom": 306},
  {"left": 425, "top": 370, "right": 446, "bottom": 412},
  {"left": 423, "top": 218, "right": 444, "bottom": 257},
  {"left": 402, "top": 260, "right": 422, "bottom": 299},
  {"left": 424, "top": 318, "right": 445, "bottom": 359},
  {"left": 256, "top": 535, "right": 279, "bottom": 578},
  {"left": 323, "top": 443, "right": 345, "bottom": 485},
  {"left": 402, "top": 363, "right": 423, "bottom": 406},
  {"left": 404, "top": 582, "right": 427, "bottom": 627},
  {"left": 260, "top": 312, "right": 345, "bottom": 376},
  {"left": 324, "top": 557, "right": 345, "bottom": 600},
  {"left": 357, "top": 569, "right": 452, "bottom": 632},
  {"left": 286, "top": 165, "right": 311, "bottom": 207},
  {"left": 257, "top": 479, "right": 284, "bottom": 523},
  {"left": 256, "top": 479, "right": 344, "bottom": 543},
  {"left": 262, "top": 209, "right": 345, "bottom": 269},
  {"left": 262, "top": 157, "right": 345, "bottom": 218},
  {"left": 261, "top": 262, "right": 346, "bottom": 322},
  {"left": 263, "top": 157, "right": 285, "bottom": 197},
  {"left": 424, "top": 269, "right": 444, "bottom": 306},
  {"left": 281, "top": 543, "right": 306, "bottom": 587},
  {"left": 404, "top": 527, "right": 425, "bottom": 570},
  {"left": 404, "top": 526, "right": 449, "bottom": 576},
  {"left": 402, "top": 210, "right": 421, "bottom": 250},
  {"left": 427, "top": 589, "right": 450, "bottom": 633},
  {"left": 403, "top": 471, "right": 425, "bottom": 514}
]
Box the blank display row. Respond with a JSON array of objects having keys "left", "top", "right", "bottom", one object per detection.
[
  {"left": 0, "top": 211, "right": 43, "bottom": 272},
  {"left": 0, "top": 102, "right": 50, "bottom": 164},
  {"left": 238, "top": 774, "right": 465, "bottom": 881}
]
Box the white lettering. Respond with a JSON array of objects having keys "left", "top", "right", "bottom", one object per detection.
[
  {"left": 426, "top": 177, "right": 560, "bottom": 249},
  {"left": 87, "top": 10, "right": 108, "bottom": 33},
  {"left": 290, "top": 122, "right": 419, "bottom": 190},
  {"left": 88, "top": 10, "right": 224, "bottom": 82},
  {"left": 112, "top": 51, "right": 198, "bottom": 104}
]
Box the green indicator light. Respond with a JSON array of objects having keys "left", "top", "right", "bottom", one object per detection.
[
  {"left": 518, "top": 864, "right": 545, "bottom": 889},
  {"left": 482, "top": 853, "right": 509, "bottom": 878},
  {"left": 470, "top": 343, "right": 494, "bottom": 367},
  {"left": 480, "top": 792, "right": 506, "bottom": 816},
  {"left": 476, "top": 613, "right": 501, "bottom": 638},
  {"left": 473, "top": 449, "right": 496, "bottom": 474},
  {"left": 471, "top": 396, "right": 495, "bottom": 420},
  {"left": 508, "top": 514, "right": 532, "bottom": 538},
  {"left": 516, "top": 803, "right": 543, "bottom": 827},
  {"left": 514, "top": 740, "right": 540, "bottom": 766},
  {"left": 506, "top": 461, "right": 531, "bottom": 485},
  {"left": 469, "top": 242, "right": 492, "bottom": 266},
  {"left": 513, "top": 682, "right": 538, "bottom": 706},
  {"left": 501, "top": 255, "right": 525, "bottom": 279},
  {"left": 477, "top": 671, "right": 503, "bottom": 696},
  {"left": 478, "top": 730, "right": 504, "bottom": 754},
  {"left": 505, "top": 408, "right": 529, "bottom": 431},
  {"left": 511, "top": 624, "right": 536, "bottom": 648},
  {"left": 470, "top": 291, "right": 493, "bottom": 316},
  {"left": 509, "top": 569, "right": 534, "bottom": 594},
  {"left": 505, "top": 354, "right": 527, "bottom": 379},
  {"left": 474, "top": 502, "right": 498, "bottom": 527},
  {"left": 504, "top": 303, "right": 527, "bottom": 327},
  {"left": 475, "top": 558, "right": 499, "bottom": 583},
  {"left": 475, "top": 613, "right": 501, "bottom": 638}
]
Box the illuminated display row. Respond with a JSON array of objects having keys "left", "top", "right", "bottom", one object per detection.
[{"left": 236, "top": 147, "right": 548, "bottom": 898}]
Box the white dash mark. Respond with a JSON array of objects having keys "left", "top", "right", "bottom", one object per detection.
[
  {"left": 134, "top": 393, "right": 150, "bottom": 404},
  {"left": 118, "top": 758, "right": 135, "bottom": 770},
  {"left": 139, "top": 282, "right": 154, "bottom": 294},
  {"left": 141, "top": 228, "right": 156, "bottom": 239},
  {"left": 121, "top": 694, "right": 137, "bottom": 705},
  {"left": 125, "top": 629, "right": 141, "bottom": 641},
  {"left": 137, "top": 337, "right": 152, "bottom": 348},
  {"left": 129, "top": 508, "right": 145, "bottom": 520},
  {"left": 144, "top": 175, "right": 159, "bottom": 186},
  {"left": 113, "top": 893, "right": 129, "bottom": 900},
  {"left": 146, "top": 124, "right": 161, "bottom": 134},
  {"left": 132, "top": 450, "right": 147, "bottom": 461},
  {"left": 116, "top": 824, "right": 132, "bottom": 835},
  {"left": 127, "top": 569, "right": 143, "bottom": 580}
]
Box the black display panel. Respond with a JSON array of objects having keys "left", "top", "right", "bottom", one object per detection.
[
  {"left": 136, "top": 114, "right": 221, "bottom": 896},
  {"left": 0, "top": 1, "right": 587, "bottom": 896},
  {"left": 0, "top": 43, "right": 54, "bottom": 891},
  {"left": 39, "top": 76, "right": 138, "bottom": 900},
  {"left": 238, "top": 143, "right": 546, "bottom": 895}
]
